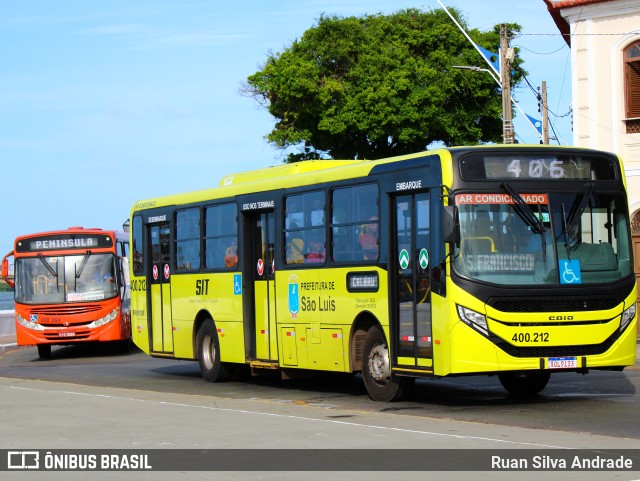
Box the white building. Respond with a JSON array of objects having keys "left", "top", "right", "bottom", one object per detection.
[{"left": 545, "top": 0, "right": 640, "bottom": 321}]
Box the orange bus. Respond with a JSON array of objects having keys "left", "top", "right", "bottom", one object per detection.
[{"left": 1, "top": 227, "right": 131, "bottom": 358}]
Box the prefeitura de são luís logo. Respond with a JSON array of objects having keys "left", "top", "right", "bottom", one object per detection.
[{"left": 288, "top": 274, "right": 299, "bottom": 319}]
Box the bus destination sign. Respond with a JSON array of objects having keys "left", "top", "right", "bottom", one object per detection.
[
  {"left": 17, "top": 234, "right": 113, "bottom": 253},
  {"left": 460, "top": 153, "right": 616, "bottom": 181}
]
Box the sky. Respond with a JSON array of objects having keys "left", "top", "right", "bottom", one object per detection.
[{"left": 0, "top": 1, "right": 573, "bottom": 255}]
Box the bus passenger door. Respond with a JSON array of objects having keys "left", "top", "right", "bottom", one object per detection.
[
  {"left": 392, "top": 193, "right": 432, "bottom": 368},
  {"left": 248, "top": 211, "right": 277, "bottom": 361},
  {"left": 148, "top": 223, "right": 174, "bottom": 353}
]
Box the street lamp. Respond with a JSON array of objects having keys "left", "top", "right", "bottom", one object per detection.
[
  {"left": 453, "top": 64, "right": 513, "bottom": 143},
  {"left": 453, "top": 64, "right": 512, "bottom": 143},
  {"left": 122, "top": 219, "right": 130, "bottom": 232},
  {"left": 452, "top": 65, "right": 500, "bottom": 85}
]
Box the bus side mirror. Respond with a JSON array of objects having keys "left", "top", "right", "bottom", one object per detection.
[
  {"left": 441, "top": 205, "right": 459, "bottom": 244},
  {"left": 1, "top": 251, "right": 15, "bottom": 289}
]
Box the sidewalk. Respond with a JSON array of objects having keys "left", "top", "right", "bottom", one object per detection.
[
  {"left": 0, "top": 333, "right": 20, "bottom": 354},
  {"left": 0, "top": 309, "right": 16, "bottom": 353}
]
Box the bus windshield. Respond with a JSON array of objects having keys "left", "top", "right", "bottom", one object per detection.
[
  {"left": 15, "top": 253, "right": 118, "bottom": 304},
  {"left": 452, "top": 190, "right": 633, "bottom": 286}
]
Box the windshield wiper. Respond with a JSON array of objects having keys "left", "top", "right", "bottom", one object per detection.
[
  {"left": 502, "top": 183, "right": 547, "bottom": 261},
  {"left": 73, "top": 250, "right": 92, "bottom": 292},
  {"left": 561, "top": 202, "right": 572, "bottom": 260},
  {"left": 36, "top": 253, "right": 58, "bottom": 278},
  {"left": 566, "top": 183, "right": 595, "bottom": 234},
  {"left": 75, "top": 250, "right": 91, "bottom": 279},
  {"left": 36, "top": 253, "right": 60, "bottom": 293},
  {"left": 502, "top": 183, "right": 546, "bottom": 234}
]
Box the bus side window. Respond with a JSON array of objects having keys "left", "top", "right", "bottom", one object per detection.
[
  {"left": 132, "top": 216, "right": 144, "bottom": 276},
  {"left": 176, "top": 208, "right": 201, "bottom": 271},
  {"left": 331, "top": 184, "right": 378, "bottom": 263},
  {"left": 205, "top": 203, "right": 238, "bottom": 271},
  {"left": 284, "top": 191, "right": 325, "bottom": 265}
]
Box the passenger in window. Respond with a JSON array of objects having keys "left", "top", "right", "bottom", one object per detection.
[
  {"left": 224, "top": 239, "right": 238, "bottom": 268},
  {"left": 286, "top": 237, "right": 305, "bottom": 264},
  {"left": 359, "top": 216, "right": 379, "bottom": 260},
  {"left": 304, "top": 234, "right": 326, "bottom": 263}
]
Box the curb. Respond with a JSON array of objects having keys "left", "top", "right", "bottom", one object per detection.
[{"left": 0, "top": 343, "right": 19, "bottom": 354}]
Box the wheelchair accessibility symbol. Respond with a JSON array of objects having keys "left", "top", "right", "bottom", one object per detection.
[{"left": 559, "top": 259, "right": 582, "bottom": 285}]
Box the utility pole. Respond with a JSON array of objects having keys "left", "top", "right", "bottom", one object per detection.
[
  {"left": 500, "top": 24, "right": 514, "bottom": 144},
  {"left": 541, "top": 81, "right": 549, "bottom": 144}
]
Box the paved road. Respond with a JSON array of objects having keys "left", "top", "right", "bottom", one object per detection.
[
  {"left": 1, "top": 344, "right": 639, "bottom": 481},
  {"left": 0, "top": 375, "right": 638, "bottom": 481},
  {"left": 1, "top": 343, "right": 640, "bottom": 437}
]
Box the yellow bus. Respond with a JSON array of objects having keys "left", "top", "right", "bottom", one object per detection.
[{"left": 129, "top": 146, "right": 637, "bottom": 401}]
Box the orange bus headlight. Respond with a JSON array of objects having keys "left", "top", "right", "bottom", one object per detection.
[
  {"left": 87, "top": 308, "right": 120, "bottom": 329},
  {"left": 456, "top": 304, "right": 488, "bottom": 336},
  {"left": 620, "top": 304, "right": 636, "bottom": 332}
]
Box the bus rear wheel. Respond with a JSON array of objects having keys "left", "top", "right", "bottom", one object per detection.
[
  {"left": 362, "top": 326, "right": 414, "bottom": 402},
  {"left": 37, "top": 344, "right": 51, "bottom": 359},
  {"left": 196, "top": 321, "right": 234, "bottom": 382},
  {"left": 498, "top": 371, "right": 550, "bottom": 397}
]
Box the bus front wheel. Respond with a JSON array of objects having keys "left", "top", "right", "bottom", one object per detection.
[
  {"left": 37, "top": 344, "right": 52, "bottom": 359},
  {"left": 196, "top": 321, "right": 234, "bottom": 382},
  {"left": 498, "top": 371, "right": 550, "bottom": 397},
  {"left": 362, "top": 326, "right": 414, "bottom": 402}
]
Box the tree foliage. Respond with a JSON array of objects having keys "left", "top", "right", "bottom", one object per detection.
[{"left": 244, "top": 8, "right": 523, "bottom": 161}]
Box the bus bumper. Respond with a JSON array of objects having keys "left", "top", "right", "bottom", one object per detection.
[
  {"left": 444, "top": 315, "right": 637, "bottom": 375},
  {"left": 15, "top": 314, "right": 128, "bottom": 347}
]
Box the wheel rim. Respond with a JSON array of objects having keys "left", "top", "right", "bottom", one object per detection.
[
  {"left": 201, "top": 334, "right": 216, "bottom": 370},
  {"left": 367, "top": 341, "right": 391, "bottom": 386}
]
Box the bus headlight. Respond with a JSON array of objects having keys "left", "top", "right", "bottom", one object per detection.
[
  {"left": 620, "top": 304, "right": 636, "bottom": 332},
  {"left": 87, "top": 308, "right": 120, "bottom": 329},
  {"left": 16, "top": 314, "right": 44, "bottom": 331},
  {"left": 457, "top": 305, "right": 489, "bottom": 336}
]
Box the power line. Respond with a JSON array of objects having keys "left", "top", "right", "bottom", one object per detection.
[
  {"left": 516, "top": 67, "right": 572, "bottom": 118},
  {"left": 514, "top": 31, "right": 640, "bottom": 37},
  {"left": 514, "top": 44, "right": 567, "bottom": 55},
  {"left": 514, "top": 70, "right": 571, "bottom": 145}
]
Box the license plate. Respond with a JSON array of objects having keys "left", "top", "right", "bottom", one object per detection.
[
  {"left": 548, "top": 357, "right": 577, "bottom": 369},
  {"left": 58, "top": 332, "right": 76, "bottom": 338}
]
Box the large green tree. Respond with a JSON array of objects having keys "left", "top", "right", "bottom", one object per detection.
[{"left": 244, "top": 8, "right": 523, "bottom": 162}]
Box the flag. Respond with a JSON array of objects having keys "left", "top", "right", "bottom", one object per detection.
[
  {"left": 526, "top": 114, "right": 543, "bottom": 134},
  {"left": 476, "top": 44, "right": 500, "bottom": 73}
]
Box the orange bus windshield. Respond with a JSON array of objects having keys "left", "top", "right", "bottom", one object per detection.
[{"left": 15, "top": 253, "right": 118, "bottom": 304}]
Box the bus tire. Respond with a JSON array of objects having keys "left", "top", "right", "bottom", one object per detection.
[
  {"left": 362, "top": 326, "right": 414, "bottom": 402},
  {"left": 498, "top": 371, "right": 550, "bottom": 397},
  {"left": 37, "top": 344, "right": 52, "bottom": 359},
  {"left": 116, "top": 338, "right": 133, "bottom": 354},
  {"left": 196, "top": 320, "right": 234, "bottom": 383}
]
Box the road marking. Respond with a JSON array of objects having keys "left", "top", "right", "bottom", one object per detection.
[{"left": 2, "top": 383, "right": 572, "bottom": 449}]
